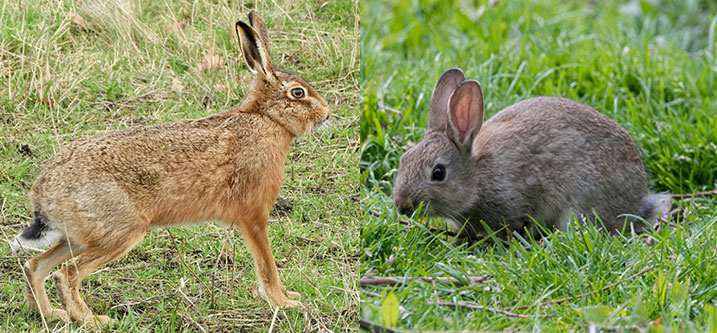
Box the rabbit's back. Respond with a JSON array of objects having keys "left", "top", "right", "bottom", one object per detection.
[{"left": 470, "top": 97, "right": 648, "bottom": 234}]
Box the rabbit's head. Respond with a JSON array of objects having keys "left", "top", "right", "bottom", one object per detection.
[
  {"left": 393, "top": 68, "right": 485, "bottom": 220},
  {"left": 236, "top": 11, "right": 330, "bottom": 136}
]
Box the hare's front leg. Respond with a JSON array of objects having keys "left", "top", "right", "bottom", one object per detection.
[{"left": 236, "top": 209, "right": 301, "bottom": 308}]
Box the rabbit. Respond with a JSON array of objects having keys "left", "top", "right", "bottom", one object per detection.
[
  {"left": 9, "top": 11, "right": 330, "bottom": 325},
  {"left": 393, "top": 68, "right": 671, "bottom": 240}
]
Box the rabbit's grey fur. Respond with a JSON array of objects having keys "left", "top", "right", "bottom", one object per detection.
[{"left": 394, "top": 68, "right": 670, "bottom": 239}]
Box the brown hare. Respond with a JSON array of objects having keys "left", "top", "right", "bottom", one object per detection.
[
  {"left": 10, "top": 11, "right": 330, "bottom": 325},
  {"left": 393, "top": 68, "right": 670, "bottom": 240}
]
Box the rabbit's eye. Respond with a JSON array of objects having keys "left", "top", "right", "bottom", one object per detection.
[
  {"left": 431, "top": 164, "right": 446, "bottom": 181},
  {"left": 290, "top": 87, "right": 305, "bottom": 99}
]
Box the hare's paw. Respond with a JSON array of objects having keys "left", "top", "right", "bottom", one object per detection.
[
  {"left": 286, "top": 290, "right": 301, "bottom": 300},
  {"left": 49, "top": 308, "right": 69, "bottom": 322},
  {"left": 281, "top": 299, "right": 302, "bottom": 308},
  {"left": 272, "top": 295, "right": 302, "bottom": 308},
  {"left": 93, "top": 314, "right": 116, "bottom": 325},
  {"left": 267, "top": 290, "right": 303, "bottom": 308}
]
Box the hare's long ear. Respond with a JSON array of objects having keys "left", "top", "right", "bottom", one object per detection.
[
  {"left": 428, "top": 68, "right": 465, "bottom": 130},
  {"left": 248, "top": 11, "right": 271, "bottom": 56},
  {"left": 236, "top": 20, "right": 275, "bottom": 80},
  {"left": 446, "top": 80, "right": 484, "bottom": 153}
]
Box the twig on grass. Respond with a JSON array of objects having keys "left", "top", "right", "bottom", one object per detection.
[
  {"left": 671, "top": 190, "right": 717, "bottom": 199},
  {"left": 211, "top": 227, "right": 232, "bottom": 309},
  {"left": 165, "top": 229, "right": 212, "bottom": 296},
  {"left": 431, "top": 300, "right": 554, "bottom": 319},
  {"left": 367, "top": 210, "right": 458, "bottom": 237},
  {"left": 110, "top": 294, "right": 163, "bottom": 309},
  {"left": 390, "top": 264, "right": 656, "bottom": 320},
  {"left": 177, "top": 277, "right": 196, "bottom": 308},
  {"left": 378, "top": 103, "right": 402, "bottom": 115},
  {"left": 299, "top": 269, "right": 320, "bottom": 290},
  {"left": 179, "top": 311, "right": 207, "bottom": 333},
  {"left": 362, "top": 265, "right": 661, "bottom": 319},
  {"left": 362, "top": 290, "right": 382, "bottom": 298},
  {"left": 360, "top": 276, "right": 544, "bottom": 319},
  {"left": 360, "top": 318, "right": 404, "bottom": 333},
  {"left": 268, "top": 0, "right": 295, "bottom": 23},
  {"left": 589, "top": 322, "right": 655, "bottom": 332},
  {"left": 514, "top": 262, "right": 662, "bottom": 310},
  {"left": 89, "top": 262, "right": 152, "bottom": 276},
  {"left": 268, "top": 306, "right": 280, "bottom": 333},
  {"left": 360, "top": 276, "right": 491, "bottom": 287}
]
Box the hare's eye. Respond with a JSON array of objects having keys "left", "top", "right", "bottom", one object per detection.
[
  {"left": 290, "top": 87, "right": 305, "bottom": 99},
  {"left": 431, "top": 164, "right": 446, "bottom": 181}
]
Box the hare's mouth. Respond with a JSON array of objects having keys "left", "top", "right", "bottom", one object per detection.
[{"left": 315, "top": 119, "right": 328, "bottom": 129}]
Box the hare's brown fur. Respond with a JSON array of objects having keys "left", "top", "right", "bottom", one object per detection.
[{"left": 13, "top": 11, "right": 329, "bottom": 325}]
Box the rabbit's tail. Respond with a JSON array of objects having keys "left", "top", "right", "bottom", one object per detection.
[
  {"left": 638, "top": 193, "right": 672, "bottom": 225},
  {"left": 10, "top": 210, "right": 63, "bottom": 254}
]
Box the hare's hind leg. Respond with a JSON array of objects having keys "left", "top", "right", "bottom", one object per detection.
[
  {"left": 22, "top": 238, "right": 83, "bottom": 322},
  {"left": 235, "top": 209, "right": 301, "bottom": 308},
  {"left": 53, "top": 229, "right": 146, "bottom": 325}
]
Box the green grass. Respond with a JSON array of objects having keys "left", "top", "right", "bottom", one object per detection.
[
  {"left": 0, "top": 0, "right": 359, "bottom": 331},
  {"left": 360, "top": 0, "right": 717, "bottom": 331}
]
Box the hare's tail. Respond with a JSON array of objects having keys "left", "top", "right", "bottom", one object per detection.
[
  {"left": 638, "top": 193, "right": 672, "bottom": 225},
  {"left": 10, "top": 211, "right": 63, "bottom": 253}
]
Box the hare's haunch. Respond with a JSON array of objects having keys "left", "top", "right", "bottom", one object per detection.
[
  {"left": 393, "top": 68, "right": 670, "bottom": 240},
  {"left": 11, "top": 11, "right": 330, "bottom": 324}
]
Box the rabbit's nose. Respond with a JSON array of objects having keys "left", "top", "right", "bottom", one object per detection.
[
  {"left": 398, "top": 205, "right": 413, "bottom": 216},
  {"left": 394, "top": 197, "right": 414, "bottom": 216}
]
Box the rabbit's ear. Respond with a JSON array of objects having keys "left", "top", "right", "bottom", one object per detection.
[
  {"left": 447, "top": 80, "right": 484, "bottom": 152},
  {"left": 236, "top": 20, "right": 275, "bottom": 80},
  {"left": 248, "top": 11, "right": 271, "bottom": 56},
  {"left": 428, "top": 68, "right": 466, "bottom": 130}
]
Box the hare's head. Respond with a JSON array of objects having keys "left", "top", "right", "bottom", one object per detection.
[
  {"left": 236, "top": 11, "right": 330, "bottom": 137},
  {"left": 393, "top": 68, "right": 485, "bottom": 219}
]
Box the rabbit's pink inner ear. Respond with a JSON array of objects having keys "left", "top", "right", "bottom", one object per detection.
[
  {"left": 452, "top": 97, "right": 472, "bottom": 141},
  {"left": 448, "top": 80, "right": 484, "bottom": 146}
]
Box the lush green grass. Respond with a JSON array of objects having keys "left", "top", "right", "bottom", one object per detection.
[
  {"left": 0, "top": 0, "right": 359, "bottom": 331},
  {"left": 360, "top": 0, "right": 717, "bottom": 331}
]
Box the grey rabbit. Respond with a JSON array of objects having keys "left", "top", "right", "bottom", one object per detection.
[{"left": 393, "top": 68, "right": 671, "bottom": 239}]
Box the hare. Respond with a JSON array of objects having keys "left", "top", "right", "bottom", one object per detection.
[
  {"left": 393, "top": 68, "right": 670, "bottom": 240},
  {"left": 10, "top": 11, "right": 329, "bottom": 325}
]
